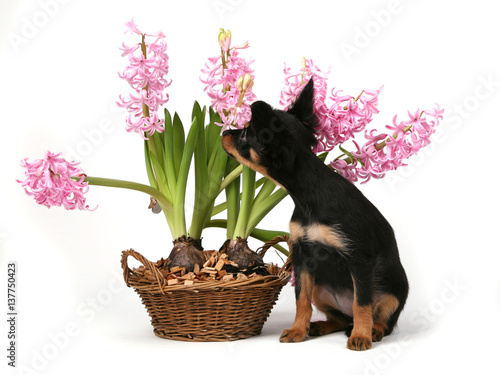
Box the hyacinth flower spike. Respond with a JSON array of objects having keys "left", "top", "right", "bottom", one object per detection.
[
  {"left": 18, "top": 20, "right": 231, "bottom": 272},
  {"left": 201, "top": 29, "right": 290, "bottom": 260}
]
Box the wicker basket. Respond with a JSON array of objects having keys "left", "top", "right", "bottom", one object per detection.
[{"left": 121, "top": 236, "right": 292, "bottom": 342}]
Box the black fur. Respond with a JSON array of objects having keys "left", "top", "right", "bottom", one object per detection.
[{"left": 221, "top": 80, "right": 409, "bottom": 350}]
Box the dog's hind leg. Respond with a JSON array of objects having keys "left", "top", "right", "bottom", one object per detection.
[
  {"left": 372, "top": 293, "right": 400, "bottom": 341},
  {"left": 309, "top": 308, "right": 351, "bottom": 337},
  {"left": 309, "top": 286, "right": 352, "bottom": 337}
]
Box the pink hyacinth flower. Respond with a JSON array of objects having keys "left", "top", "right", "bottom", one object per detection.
[
  {"left": 332, "top": 104, "right": 443, "bottom": 183},
  {"left": 201, "top": 31, "right": 256, "bottom": 131},
  {"left": 279, "top": 58, "right": 382, "bottom": 154},
  {"left": 124, "top": 18, "right": 142, "bottom": 35},
  {"left": 280, "top": 58, "right": 330, "bottom": 112},
  {"left": 117, "top": 20, "right": 171, "bottom": 139},
  {"left": 17, "top": 151, "right": 95, "bottom": 211}
]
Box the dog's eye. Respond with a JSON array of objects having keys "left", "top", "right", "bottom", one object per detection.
[{"left": 239, "top": 128, "right": 247, "bottom": 141}]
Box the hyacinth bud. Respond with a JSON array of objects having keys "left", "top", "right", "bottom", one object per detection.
[
  {"left": 242, "top": 73, "right": 254, "bottom": 92},
  {"left": 218, "top": 28, "right": 232, "bottom": 52},
  {"left": 218, "top": 28, "right": 226, "bottom": 46},
  {"left": 236, "top": 75, "right": 244, "bottom": 92},
  {"left": 301, "top": 56, "right": 307, "bottom": 71},
  {"left": 236, "top": 74, "right": 254, "bottom": 93}
]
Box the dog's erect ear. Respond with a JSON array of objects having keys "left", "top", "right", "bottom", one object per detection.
[
  {"left": 287, "top": 79, "right": 317, "bottom": 130},
  {"left": 250, "top": 100, "right": 287, "bottom": 148},
  {"left": 249, "top": 100, "right": 275, "bottom": 130},
  {"left": 249, "top": 100, "right": 296, "bottom": 172}
]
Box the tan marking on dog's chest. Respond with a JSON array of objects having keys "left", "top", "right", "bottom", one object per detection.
[
  {"left": 289, "top": 221, "right": 349, "bottom": 252},
  {"left": 289, "top": 221, "right": 305, "bottom": 243},
  {"left": 307, "top": 223, "right": 347, "bottom": 250}
]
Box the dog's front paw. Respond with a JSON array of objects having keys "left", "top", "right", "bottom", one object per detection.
[
  {"left": 279, "top": 328, "right": 308, "bottom": 343},
  {"left": 347, "top": 335, "right": 372, "bottom": 351}
]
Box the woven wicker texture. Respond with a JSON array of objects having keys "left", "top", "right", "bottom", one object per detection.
[{"left": 121, "top": 236, "right": 292, "bottom": 342}]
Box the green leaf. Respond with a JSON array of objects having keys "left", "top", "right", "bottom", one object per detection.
[
  {"left": 193, "top": 102, "right": 206, "bottom": 136},
  {"left": 164, "top": 108, "right": 173, "bottom": 131},
  {"left": 206, "top": 136, "right": 226, "bottom": 187},
  {"left": 211, "top": 201, "right": 227, "bottom": 217},
  {"left": 253, "top": 178, "right": 276, "bottom": 207},
  {"left": 189, "top": 104, "right": 229, "bottom": 238},
  {"left": 149, "top": 150, "right": 170, "bottom": 199},
  {"left": 163, "top": 109, "right": 177, "bottom": 195},
  {"left": 201, "top": 141, "right": 228, "bottom": 229},
  {"left": 317, "top": 152, "right": 329, "bottom": 162},
  {"left": 246, "top": 188, "right": 288, "bottom": 237},
  {"left": 172, "top": 112, "right": 185, "bottom": 177},
  {"left": 205, "top": 107, "right": 222, "bottom": 161},
  {"left": 248, "top": 228, "right": 290, "bottom": 256},
  {"left": 144, "top": 140, "right": 158, "bottom": 190},
  {"left": 191, "top": 101, "right": 203, "bottom": 120},
  {"left": 338, "top": 144, "right": 354, "bottom": 163},
  {"left": 190, "top": 103, "right": 209, "bottom": 239},
  {"left": 173, "top": 116, "right": 199, "bottom": 238},
  {"left": 337, "top": 145, "right": 364, "bottom": 166},
  {"left": 205, "top": 219, "right": 228, "bottom": 230},
  {"left": 152, "top": 127, "right": 165, "bottom": 157}
]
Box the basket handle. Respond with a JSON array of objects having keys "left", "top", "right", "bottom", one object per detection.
[
  {"left": 121, "top": 249, "right": 167, "bottom": 293},
  {"left": 257, "top": 235, "right": 293, "bottom": 273}
]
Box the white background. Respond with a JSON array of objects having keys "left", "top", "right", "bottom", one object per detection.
[{"left": 2, "top": 0, "right": 500, "bottom": 374}]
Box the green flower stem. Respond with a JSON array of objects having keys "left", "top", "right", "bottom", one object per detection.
[
  {"left": 219, "top": 164, "right": 243, "bottom": 194},
  {"left": 211, "top": 201, "right": 227, "bottom": 217},
  {"left": 249, "top": 228, "right": 289, "bottom": 256},
  {"left": 81, "top": 176, "right": 173, "bottom": 213},
  {"left": 233, "top": 166, "right": 256, "bottom": 239},
  {"left": 253, "top": 178, "right": 277, "bottom": 207},
  {"left": 246, "top": 188, "right": 288, "bottom": 238},
  {"left": 213, "top": 176, "right": 269, "bottom": 218},
  {"left": 205, "top": 219, "right": 228, "bottom": 230}
]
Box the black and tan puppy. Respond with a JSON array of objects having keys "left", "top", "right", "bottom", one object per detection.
[{"left": 221, "top": 80, "right": 409, "bottom": 350}]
